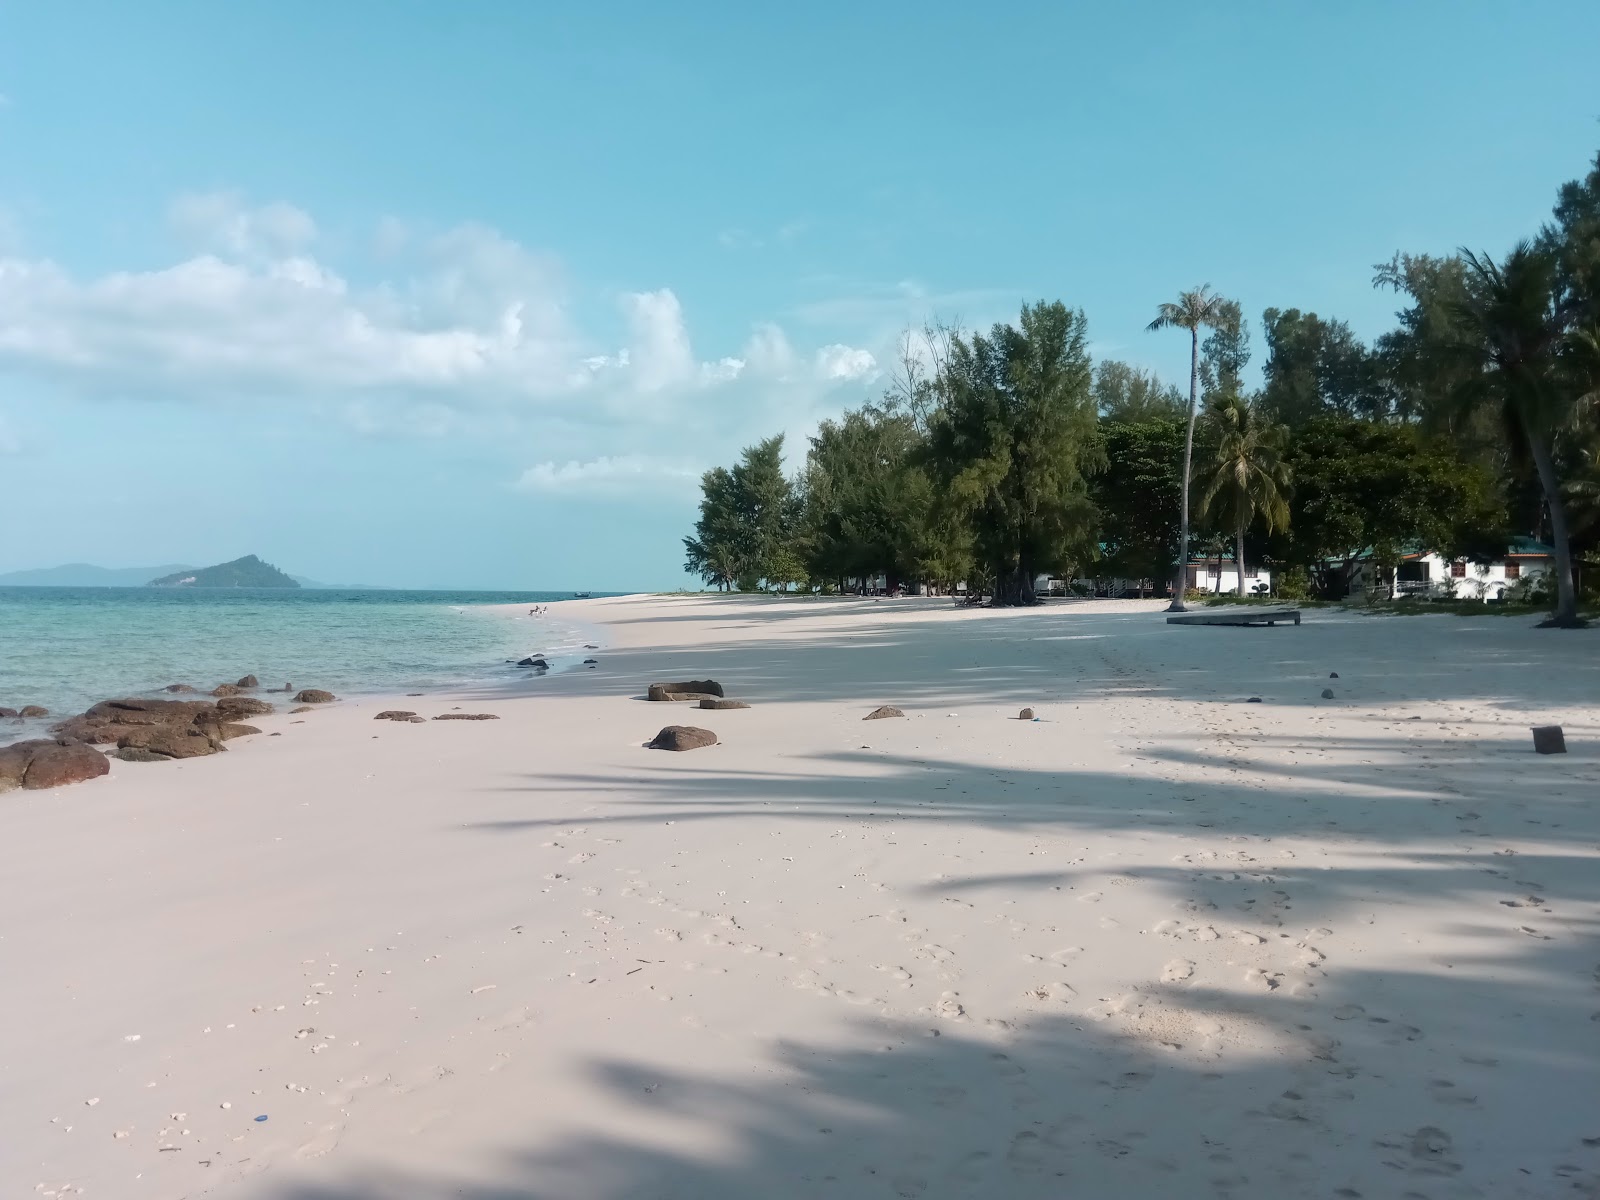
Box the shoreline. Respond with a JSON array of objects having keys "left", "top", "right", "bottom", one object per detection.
[
  {"left": 3, "top": 594, "right": 1597, "bottom": 1199},
  {"left": 0, "top": 595, "right": 615, "bottom": 747}
]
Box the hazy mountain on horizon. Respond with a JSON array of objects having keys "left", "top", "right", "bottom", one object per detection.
[
  {"left": 0, "top": 562, "right": 195, "bottom": 587},
  {"left": 1, "top": 561, "right": 382, "bottom": 589}
]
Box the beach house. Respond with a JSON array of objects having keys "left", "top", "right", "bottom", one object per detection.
[
  {"left": 1184, "top": 556, "right": 1272, "bottom": 595},
  {"left": 1347, "top": 538, "right": 1556, "bottom": 600}
]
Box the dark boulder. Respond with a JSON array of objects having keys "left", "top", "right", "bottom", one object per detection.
[
  {"left": 52, "top": 697, "right": 219, "bottom": 744},
  {"left": 648, "top": 680, "right": 724, "bottom": 702},
  {"left": 0, "top": 738, "right": 111, "bottom": 792},
  {"left": 237, "top": 675, "right": 260, "bottom": 689},
  {"left": 211, "top": 683, "right": 242, "bottom": 698},
  {"left": 114, "top": 746, "right": 170, "bottom": 763},
  {"left": 1018, "top": 708, "right": 1035, "bottom": 720},
  {"left": 699, "top": 697, "right": 750, "bottom": 710},
  {"left": 1320, "top": 688, "right": 1336, "bottom": 700},
  {"left": 0, "top": 707, "right": 15, "bottom": 719},
  {"left": 293, "top": 689, "right": 335, "bottom": 704},
  {"left": 517, "top": 657, "right": 549, "bottom": 669},
  {"left": 116, "top": 725, "right": 222, "bottom": 759},
  {"left": 215, "top": 696, "right": 274, "bottom": 718},
  {"left": 217, "top": 723, "right": 261, "bottom": 741},
  {"left": 18, "top": 705, "right": 49, "bottom": 718},
  {"left": 647, "top": 725, "right": 717, "bottom": 751},
  {"left": 375, "top": 710, "right": 418, "bottom": 721},
  {"left": 289, "top": 705, "right": 315, "bottom": 714},
  {"left": 433, "top": 713, "right": 499, "bottom": 721},
  {"left": 164, "top": 684, "right": 197, "bottom": 693},
  {"left": 863, "top": 705, "right": 904, "bottom": 720}
]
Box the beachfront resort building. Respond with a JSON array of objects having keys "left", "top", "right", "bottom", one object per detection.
[
  {"left": 1184, "top": 556, "right": 1272, "bottom": 596},
  {"left": 1346, "top": 538, "right": 1556, "bottom": 601}
]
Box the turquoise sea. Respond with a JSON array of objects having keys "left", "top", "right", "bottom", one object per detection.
[{"left": 0, "top": 587, "right": 614, "bottom": 742}]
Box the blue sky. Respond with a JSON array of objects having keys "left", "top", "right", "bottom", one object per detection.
[{"left": 1, "top": 1, "right": 1597, "bottom": 589}]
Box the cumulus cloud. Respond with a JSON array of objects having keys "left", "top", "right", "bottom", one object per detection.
[
  {"left": 514, "top": 454, "right": 701, "bottom": 496},
  {"left": 170, "top": 191, "right": 318, "bottom": 259},
  {"left": 815, "top": 343, "right": 877, "bottom": 381},
  {"left": 0, "top": 193, "right": 894, "bottom": 494}
]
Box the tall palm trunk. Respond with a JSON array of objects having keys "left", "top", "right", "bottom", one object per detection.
[
  {"left": 1236, "top": 517, "right": 1247, "bottom": 598},
  {"left": 1524, "top": 418, "right": 1580, "bottom": 626},
  {"left": 1169, "top": 329, "right": 1200, "bottom": 611}
]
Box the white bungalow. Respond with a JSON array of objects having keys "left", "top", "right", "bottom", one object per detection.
[
  {"left": 1184, "top": 556, "right": 1272, "bottom": 596},
  {"left": 1349, "top": 538, "right": 1556, "bottom": 601}
]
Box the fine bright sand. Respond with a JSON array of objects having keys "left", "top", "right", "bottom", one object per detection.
[{"left": 3, "top": 594, "right": 1598, "bottom": 1199}]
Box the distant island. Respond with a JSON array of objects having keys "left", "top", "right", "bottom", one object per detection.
[
  {"left": 0, "top": 563, "right": 196, "bottom": 588},
  {"left": 147, "top": 555, "right": 300, "bottom": 589}
]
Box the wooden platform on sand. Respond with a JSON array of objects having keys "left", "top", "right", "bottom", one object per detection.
[{"left": 1166, "top": 606, "right": 1301, "bottom": 627}]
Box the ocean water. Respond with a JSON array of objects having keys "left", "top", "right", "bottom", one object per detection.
[{"left": 0, "top": 587, "right": 615, "bottom": 742}]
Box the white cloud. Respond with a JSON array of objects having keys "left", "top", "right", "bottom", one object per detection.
[
  {"left": 514, "top": 454, "right": 700, "bottom": 496},
  {"left": 170, "top": 192, "right": 317, "bottom": 259},
  {"left": 740, "top": 323, "right": 797, "bottom": 377},
  {"left": 0, "top": 193, "right": 909, "bottom": 494},
  {"left": 621, "top": 289, "right": 696, "bottom": 392},
  {"left": 815, "top": 343, "right": 877, "bottom": 381}
]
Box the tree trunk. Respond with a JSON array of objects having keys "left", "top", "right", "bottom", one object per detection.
[
  {"left": 1524, "top": 422, "right": 1582, "bottom": 626},
  {"left": 1169, "top": 328, "right": 1201, "bottom": 611},
  {"left": 1236, "top": 519, "right": 1247, "bottom": 598}
]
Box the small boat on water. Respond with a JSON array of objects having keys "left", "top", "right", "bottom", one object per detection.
[{"left": 572, "top": 591, "right": 593, "bottom": 599}]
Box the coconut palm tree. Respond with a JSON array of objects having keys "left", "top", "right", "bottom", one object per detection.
[
  {"left": 1445, "top": 243, "right": 1584, "bottom": 626},
  {"left": 1149, "top": 286, "right": 1233, "bottom": 610},
  {"left": 1196, "top": 394, "right": 1292, "bottom": 597}
]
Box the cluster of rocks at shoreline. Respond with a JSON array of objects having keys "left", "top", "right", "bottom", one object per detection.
[{"left": 0, "top": 677, "right": 339, "bottom": 793}]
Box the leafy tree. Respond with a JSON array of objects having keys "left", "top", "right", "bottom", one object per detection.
[
  {"left": 801, "top": 405, "right": 936, "bottom": 591},
  {"left": 683, "top": 466, "right": 743, "bottom": 590},
  {"left": 1259, "top": 307, "right": 1388, "bottom": 426},
  {"left": 1372, "top": 253, "right": 1476, "bottom": 425},
  {"left": 1090, "top": 417, "right": 1185, "bottom": 592},
  {"left": 682, "top": 436, "right": 798, "bottom": 591},
  {"left": 1194, "top": 395, "right": 1291, "bottom": 596},
  {"left": 1272, "top": 418, "right": 1507, "bottom": 598},
  {"left": 1199, "top": 299, "right": 1251, "bottom": 402},
  {"left": 927, "top": 301, "right": 1100, "bottom": 605},
  {"left": 1092, "top": 360, "right": 1184, "bottom": 421},
  {"left": 1147, "top": 285, "right": 1235, "bottom": 609},
  {"left": 1441, "top": 244, "right": 1583, "bottom": 624}
]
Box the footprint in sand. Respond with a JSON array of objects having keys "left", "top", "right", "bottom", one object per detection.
[
  {"left": 1026, "top": 981, "right": 1077, "bottom": 1003},
  {"left": 1161, "top": 959, "right": 1195, "bottom": 983},
  {"left": 655, "top": 928, "right": 682, "bottom": 942},
  {"left": 1049, "top": 947, "right": 1084, "bottom": 962},
  {"left": 936, "top": 993, "right": 967, "bottom": 1020}
]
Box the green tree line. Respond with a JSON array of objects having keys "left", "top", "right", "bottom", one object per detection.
[{"left": 686, "top": 148, "right": 1600, "bottom": 624}]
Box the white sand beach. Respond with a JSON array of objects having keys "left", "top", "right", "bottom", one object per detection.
[{"left": 3, "top": 594, "right": 1598, "bottom": 1200}]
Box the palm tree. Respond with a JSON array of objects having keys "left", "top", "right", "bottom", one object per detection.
[
  {"left": 1149, "top": 286, "right": 1233, "bottom": 610},
  {"left": 1196, "top": 394, "right": 1292, "bottom": 597},
  {"left": 1446, "top": 243, "right": 1584, "bottom": 626}
]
